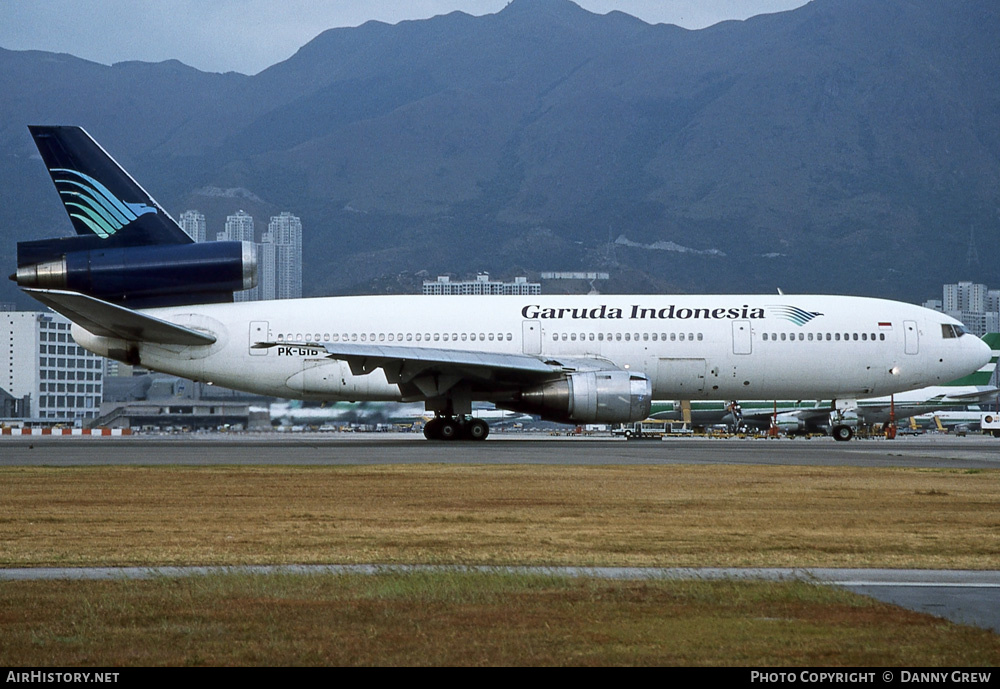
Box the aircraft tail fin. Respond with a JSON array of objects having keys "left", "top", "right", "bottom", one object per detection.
[{"left": 26, "top": 125, "right": 190, "bottom": 251}]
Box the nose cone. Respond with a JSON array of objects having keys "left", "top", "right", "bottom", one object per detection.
[{"left": 966, "top": 334, "right": 993, "bottom": 374}]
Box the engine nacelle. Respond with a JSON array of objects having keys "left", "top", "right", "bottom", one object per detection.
[
  {"left": 504, "top": 370, "right": 652, "bottom": 424},
  {"left": 774, "top": 412, "right": 808, "bottom": 433},
  {"left": 15, "top": 241, "right": 256, "bottom": 306}
]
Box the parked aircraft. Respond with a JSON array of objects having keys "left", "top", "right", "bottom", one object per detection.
[{"left": 12, "top": 126, "right": 992, "bottom": 440}]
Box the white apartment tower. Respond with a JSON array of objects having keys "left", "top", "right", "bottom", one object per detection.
[
  {"left": 224, "top": 210, "right": 255, "bottom": 243},
  {"left": 225, "top": 211, "right": 257, "bottom": 301},
  {"left": 269, "top": 212, "right": 303, "bottom": 299},
  {"left": 934, "top": 281, "right": 1000, "bottom": 337},
  {"left": 257, "top": 232, "right": 277, "bottom": 302},
  {"left": 943, "top": 281, "right": 987, "bottom": 314},
  {"left": 178, "top": 210, "right": 207, "bottom": 242},
  {"left": 212, "top": 211, "right": 301, "bottom": 301}
]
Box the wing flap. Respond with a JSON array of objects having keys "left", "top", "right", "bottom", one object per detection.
[{"left": 23, "top": 288, "right": 216, "bottom": 346}]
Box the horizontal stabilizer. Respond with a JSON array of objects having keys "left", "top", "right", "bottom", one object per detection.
[{"left": 24, "top": 288, "right": 216, "bottom": 346}]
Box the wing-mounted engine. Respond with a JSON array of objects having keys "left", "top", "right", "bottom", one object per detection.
[
  {"left": 503, "top": 370, "right": 652, "bottom": 424},
  {"left": 774, "top": 412, "right": 809, "bottom": 434},
  {"left": 14, "top": 240, "right": 256, "bottom": 307}
]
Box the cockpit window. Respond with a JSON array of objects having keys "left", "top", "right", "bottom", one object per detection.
[{"left": 941, "top": 323, "right": 969, "bottom": 339}]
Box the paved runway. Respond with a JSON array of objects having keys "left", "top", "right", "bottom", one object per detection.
[
  {"left": 3, "top": 432, "right": 1000, "bottom": 468},
  {"left": 3, "top": 431, "right": 999, "bottom": 633}
]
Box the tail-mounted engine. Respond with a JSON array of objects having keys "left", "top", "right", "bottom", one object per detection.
[
  {"left": 14, "top": 240, "right": 256, "bottom": 307},
  {"left": 504, "top": 370, "right": 652, "bottom": 424}
]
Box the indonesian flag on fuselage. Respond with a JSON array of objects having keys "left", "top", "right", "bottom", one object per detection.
[{"left": 879, "top": 322, "right": 892, "bottom": 330}]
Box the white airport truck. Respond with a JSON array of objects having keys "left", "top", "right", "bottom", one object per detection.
[{"left": 980, "top": 413, "right": 1000, "bottom": 438}]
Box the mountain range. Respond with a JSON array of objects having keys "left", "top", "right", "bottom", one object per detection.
[{"left": 2, "top": 0, "right": 998, "bottom": 307}]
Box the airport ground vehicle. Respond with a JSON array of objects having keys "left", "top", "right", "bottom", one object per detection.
[
  {"left": 611, "top": 420, "right": 689, "bottom": 439},
  {"left": 981, "top": 413, "right": 1000, "bottom": 438}
]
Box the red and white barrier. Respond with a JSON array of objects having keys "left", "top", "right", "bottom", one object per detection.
[{"left": 1, "top": 427, "right": 132, "bottom": 436}]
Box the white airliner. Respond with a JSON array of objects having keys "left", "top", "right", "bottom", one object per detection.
[{"left": 13, "top": 126, "right": 993, "bottom": 441}]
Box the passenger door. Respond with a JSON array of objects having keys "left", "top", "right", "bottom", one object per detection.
[
  {"left": 732, "top": 320, "right": 752, "bottom": 355},
  {"left": 904, "top": 320, "right": 918, "bottom": 355},
  {"left": 522, "top": 320, "right": 541, "bottom": 355}
]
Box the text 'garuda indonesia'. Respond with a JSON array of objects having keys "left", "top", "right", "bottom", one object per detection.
[{"left": 520, "top": 304, "right": 767, "bottom": 320}]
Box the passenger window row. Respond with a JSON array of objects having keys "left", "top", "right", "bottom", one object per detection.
[
  {"left": 551, "top": 332, "right": 704, "bottom": 342},
  {"left": 275, "top": 332, "right": 514, "bottom": 344},
  {"left": 761, "top": 332, "right": 886, "bottom": 342}
]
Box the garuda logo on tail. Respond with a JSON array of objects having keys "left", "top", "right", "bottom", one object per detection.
[{"left": 51, "top": 167, "right": 157, "bottom": 239}]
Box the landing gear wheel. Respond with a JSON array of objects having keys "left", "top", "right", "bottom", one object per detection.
[
  {"left": 467, "top": 418, "right": 489, "bottom": 441},
  {"left": 832, "top": 425, "right": 854, "bottom": 442},
  {"left": 438, "top": 420, "right": 459, "bottom": 440},
  {"left": 423, "top": 418, "right": 443, "bottom": 440}
]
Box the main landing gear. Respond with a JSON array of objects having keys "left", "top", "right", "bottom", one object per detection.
[{"left": 423, "top": 415, "right": 490, "bottom": 441}]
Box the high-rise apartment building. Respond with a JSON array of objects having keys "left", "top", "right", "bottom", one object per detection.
[
  {"left": 927, "top": 281, "right": 1000, "bottom": 337},
  {"left": 210, "top": 211, "right": 301, "bottom": 301},
  {"left": 943, "top": 281, "right": 987, "bottom": 314},
  {"left": 257, "top": 232, "right": 277, "bottom": 302},
  {"left": 178, "top": 210, "right": 206, "bottom": 242},
  {"left": 269, "top": 212, "right": 302, "bottom": 299},
  {"left": 224, "top": 210, "right": 255, "bottom": 243},
  {"left": 225, "top": 211, "right": 257, "bottom": 301}
]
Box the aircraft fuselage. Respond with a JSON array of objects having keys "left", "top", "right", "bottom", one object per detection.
[{"left": 72, "top": 293, "right": 985, "bottom": 405}]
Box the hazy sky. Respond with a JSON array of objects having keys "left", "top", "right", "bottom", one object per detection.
[{"left": 0, "top": 1, "right": 811, "bottom": 75}]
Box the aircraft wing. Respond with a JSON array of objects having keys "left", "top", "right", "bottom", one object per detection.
[
  {"left": 723, "top": 405, "right": 831, "bottom": 433},
  {"left": 23, "top": 288, "right": 217, "bottom": 346},
  {"left": 940, "top": 387, "right": 999, "bottom": 402},
  {"left": 254, "top": 340, "right": 625, "bottom": 394}
]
